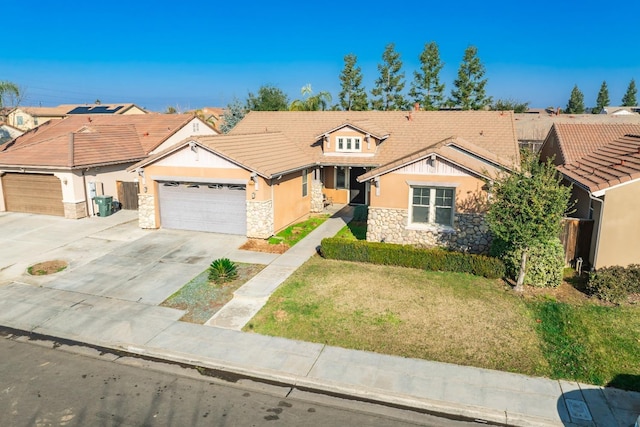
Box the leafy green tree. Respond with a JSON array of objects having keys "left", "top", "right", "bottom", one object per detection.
[
  {"left": 289, "top": 84, "right": 332, "bottom": 111},
  {"left": 0, "top": 80, "right": 21, "bottom": 109},
  {"left": 449, "top": 46, "right": 491, "bottom": 110},
  {"left": 220, "top": 98, "right": 246, "bottom": 134},
  {"left": 486, "top": 154, "right": 572, "bottom": 292},
  {"left": 338, "top": 54, "right": 368, "bottom": 111},
  {"left": 165, "top": 106, "right": 177, "bottom": 114},
  {"left": 565, "top": 85, "right": 585, "bottom": 114},
  {"left": 621, "top": 78, "right": 637, "bottom": 106},
  {"left": 409, "top": 42, "right": 445, "bottom": 110},
  {"left": 370, "top": 43, "right": 406, "bottom": 111},
  {"left": 593, "top": 81, "right": 610, "bottom": 113},
  {"left": 246, "top": 85, "right": 289, "bottom": 111},
  {"left": 491, "top": 98, "right": 530, "bottom": 113}
]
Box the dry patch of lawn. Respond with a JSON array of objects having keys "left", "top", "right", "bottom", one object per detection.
[{"left": 246, "top": 257, "right": 550, "bottom": 376}]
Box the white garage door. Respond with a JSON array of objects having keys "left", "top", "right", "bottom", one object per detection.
[{"left": 158, "top": 182, "right": 247, "bottom": 235}]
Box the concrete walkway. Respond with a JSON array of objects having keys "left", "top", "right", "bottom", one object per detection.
[{"left": 0, "top": 209, "right": 638, "bottom": 426}]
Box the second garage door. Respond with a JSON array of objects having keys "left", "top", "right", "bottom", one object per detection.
[
  {"left": 158, "top": 182, "right": 247, "bottom": 235},
  {"left": 2, "top": 173, "right": 64, "bottom": 216}
]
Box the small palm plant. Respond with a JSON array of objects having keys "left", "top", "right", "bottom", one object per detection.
[{"left": 208, "top": 258, "right": 238, "bottom": 284}]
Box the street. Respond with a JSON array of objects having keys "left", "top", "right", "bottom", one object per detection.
[{"left": 0, "top": 334, "right": 479, "bottom": 426}]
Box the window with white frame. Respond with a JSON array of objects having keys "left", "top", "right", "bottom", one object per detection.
[
  {"left": 411, "top": 187, "right": 455, "bottom": 226},
  {"left": 302, "top": 169, "right": 308, "bottom": 197},
  {"left": 336, "top": 136, "right": 362, "bottom": 153}
]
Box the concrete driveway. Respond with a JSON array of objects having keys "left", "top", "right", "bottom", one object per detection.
[{"left": 0, "top": 211, "right": 249, "bottom": 305}]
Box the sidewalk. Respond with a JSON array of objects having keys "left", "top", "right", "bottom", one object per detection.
[{"left": 0, "top": 208, "right": 637, "bottom": 427}]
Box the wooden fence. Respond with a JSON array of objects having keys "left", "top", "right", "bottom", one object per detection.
[{"left": 560, "top": 218, "right": 593, "bottom": 267}]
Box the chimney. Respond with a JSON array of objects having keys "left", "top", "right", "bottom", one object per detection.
[{"left": 414, "top": 102, "right": 420, "bottom": 111}]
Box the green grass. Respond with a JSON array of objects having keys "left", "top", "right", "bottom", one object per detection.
[
  {"left": 530, "top": 300, "right": 640, "bottom": 390},
  {"left": 334, "top": 221, "right": 367, "bottom": 240},
  {"left": 246, "top": 257, "right": 640, "bottom": 391},
  {"left": 268, "top": 215, "right": 329, "bottom": 246}
]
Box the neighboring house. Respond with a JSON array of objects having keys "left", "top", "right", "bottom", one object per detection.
[
  {"left": 130, "top": 110, "right": 520, "bottom": 253},
  {"left": 0, "top": 122, "right": 23, "bottom": 145},
  {"left": 599, "top": 106, "right": 640, "bottom": 116},
  {"left": 0, "top": 114, "right": 217, "bottom": 218},
  {"left": 540, "top": 123, "right": 640, "bottom": 269},
  {"left": 7, "top": 103, "right": 147, "bottom": 131}
]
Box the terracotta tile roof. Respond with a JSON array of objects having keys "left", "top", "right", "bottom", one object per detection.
[
  {"left": 231, "top": 111, "right": 520, "bottom": 172},
  {"left": 0, "top": 114, "right": 197, "bottom": 168},
  {"left": 515, "top": 113, "right": 640, "bottom": 142},
  {"left": 559, "top": 134, "right": 640, "bottom": 193},
  {"left": 550, "top": 123, "right": 640, "bottom": 164},
  {"left": 20, "top": 103, "right": 145, "bottom": 117},
  {"left": 358, "top": 136, "right": 509, "bottom": 181},
  {"left": 136, "top": 132, "right": 316, "bottom": 179}
]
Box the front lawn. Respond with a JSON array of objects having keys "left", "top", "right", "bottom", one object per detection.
[
  {"left": 245, "top": 257, "right": 640, "bottom": 391},
  {"left": 268, "top": 215, "right": 330, "bottom": 246}
]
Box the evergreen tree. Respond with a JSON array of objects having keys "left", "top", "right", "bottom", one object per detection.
[
  {"left": 622, "top": 78, "right": 637, "bottom": 106},
  {"left": 0, "top": 80, "right": 20, "bottom": 109},
  {"left": 338, "top": 54, "right": 368, "bottom": 111},
  {"left": 246, "top": 85, "right": 289, "bottom": 111},
  {"left": 487, "top": 154, "right": 572, "bottom": 292},
  {"left": 220, "top": 98, "right": 246, "bottom": 134},
  {"left": 593, "top": 81, "right": 609, "bottom": 114},
  {"left": 449, "top": 46, "right": 491, "bottom": 110},
  {"left": 409, "top": 42, "right": 445, "bottom": 110},
  {"left": 370, "top": 43, "right": 406, "bottom": 111},
  {"left": 565, "top": 85, "right": 585, "bottom": 114}
]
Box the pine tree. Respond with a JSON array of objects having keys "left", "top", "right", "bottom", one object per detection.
[
  {"left": 338, "top": 54, "right": 368, "bottom": 111},
  {"left": 449, "top": 46, "right": 491, "bottom": 110},
  {"left": 370, "top": 43, "right": 406, "bottom": 111},
  {"left": 622, "top": 78, "right": 637, "bottom": 106},
  {"left": 593, "top": 81, "right": 609, "bottom": 114},
  {"left": 565, "top": 85, "right": 585, "bottom": 114},
  {"left": 409, "top": 42, "right": 445, "bottom": 110}
]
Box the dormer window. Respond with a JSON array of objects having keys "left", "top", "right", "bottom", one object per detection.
[{"left": 336, "top": 136, "right": 361, "bottom": 153}]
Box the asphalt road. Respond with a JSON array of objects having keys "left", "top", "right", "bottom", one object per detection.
[{"left": 0, "top": 334, "right": 479, "bottom": 426}]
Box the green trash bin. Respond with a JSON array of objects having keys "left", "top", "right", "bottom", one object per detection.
[{"left": 93, "top": 195, "right": 113, "bottom": 217}]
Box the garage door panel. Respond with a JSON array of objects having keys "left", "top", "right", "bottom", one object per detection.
[
  {"left": 158, "top": 183, "right": 246, "bottom": 235},
  {"left": 3, "top": 173, "right": 64, "bottom": 216}
]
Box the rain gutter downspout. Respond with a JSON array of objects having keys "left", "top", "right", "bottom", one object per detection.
[{"left": 588, "top": 192, "right": 604, "bottom": 270}]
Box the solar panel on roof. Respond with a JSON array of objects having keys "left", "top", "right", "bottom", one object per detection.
[{"left": 67, "top": 106, "right": 92, "bottom": 114}]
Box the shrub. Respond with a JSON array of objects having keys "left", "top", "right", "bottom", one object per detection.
[
  {"left": 208, "top": 258, "right": 238, "bottom": 284},
  {"left": 320, "top": 238, "right": 505, "bottom": 279},
  {"left": 587, "top": 264, "right": 640, "bottom": 304},
  {"left": 501, "top": 238, "right": 565, "bottom": 288}
]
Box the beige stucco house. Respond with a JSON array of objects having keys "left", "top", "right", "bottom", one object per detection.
[
  {"left": 0, "top": 114, "right": 217, "bottom": 218},
  {"left": 540, "top": 123, "right": 640, "bottom": 268},
  {"left": 130, "top": 110, "right": 520, "bottom": 253},
  {"left": 6, "top": 103, "right": 147, "bottom": 131}
]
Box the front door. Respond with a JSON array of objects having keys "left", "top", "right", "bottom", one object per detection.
[{"left": 349, "top": 167, "right": 367, "bottom": 205}]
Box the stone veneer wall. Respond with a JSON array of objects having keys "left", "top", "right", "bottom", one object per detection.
[
  {"left": 138, "top": 194, "right": 156, "bottom": 229},
  {"left": 367, "top": 207, "right": 491, "bottom": 254},
  {"left": 310, "top": 180, "right": 324, "bottom": 213},
  {"left": 247, "top": 199, "right": 273, "bottom": 238},
  {"left": 63, "top": 201, "right": 87, "bottom": 219}
]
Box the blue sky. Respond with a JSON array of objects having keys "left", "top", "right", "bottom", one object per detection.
[{"left": 2, "top": 1, "right": 638, "bottom": 112}]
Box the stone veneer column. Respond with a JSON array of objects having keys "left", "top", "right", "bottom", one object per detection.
[
  {"left": 367, "top": 207, "right": 491, "bottom": 254},
  {"left": 63, "top": 201, "right": 87, "bottom": 219},
  {"left": 247, "top": 199, "right": 274, "bottom": 238},
  {"left": 138, "top": 194, "right": 156, "bottom": 229},
  {"left": 310, "top": 180, "right": 324, "bottom": 213}
]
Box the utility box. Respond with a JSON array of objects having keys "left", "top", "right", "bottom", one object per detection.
[{"left": 93, "top": 195, "right": 113, "bottom": 217}]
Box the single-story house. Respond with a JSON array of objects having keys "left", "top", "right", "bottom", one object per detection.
[
  {"left": 0, "top": 114, "right": 217, "bottom": 218},
  {"left": 130, "top": 110, "right": 520, "bottom": 253},
  {"left": 540, "top": 123, "right": 640, "bottom": 268},
  {"left": 6, "top": 103, "right": 147, "bottom": 131}
]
